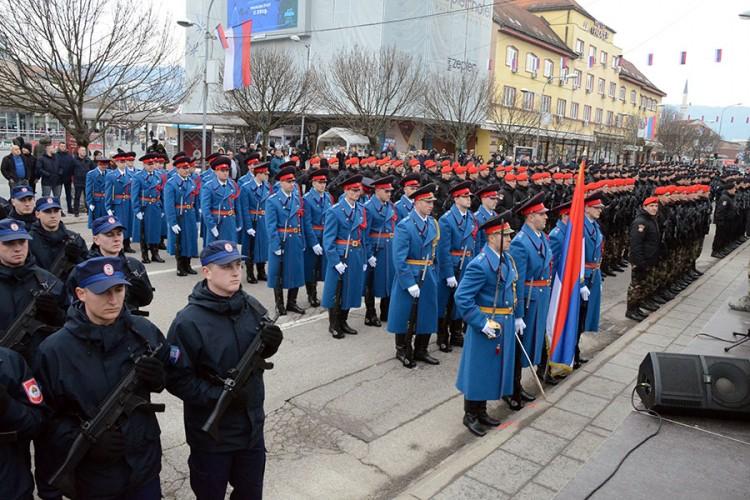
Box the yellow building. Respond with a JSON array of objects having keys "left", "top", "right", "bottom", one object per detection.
[{"left": 476, "top": 0, "right": 666, "bottom": 164}]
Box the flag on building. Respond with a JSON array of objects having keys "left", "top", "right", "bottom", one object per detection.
[
  {"left": 216, "top": 20, "right": 253, "bottom": 91},
  {"left": 715, "top": 49, "right": 722, "bottom": 63},
  {"left": 647, "top": 53, "right": 653, "bottom": 66},
  {"left": 680, "top": 51, "right": 687, "bottom": 65},
  {"left": 546, "top": 161, "right": 586, "bottom": 373},
  {"left": 560, "top": 57, "right": 569, "bottom": 70}
]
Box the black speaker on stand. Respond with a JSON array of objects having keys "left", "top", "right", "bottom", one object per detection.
[{"left": 637, "top": 352, "right": 750, "bottom": 418}]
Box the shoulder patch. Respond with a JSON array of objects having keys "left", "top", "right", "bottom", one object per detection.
[
  {"left": 22, "top": 378, "right": 43, "bottom": 405},
  {"left": 722, "top": 201, "right": 727, "bottom": 206},
  {"left": 169, "top": 345, "right": 181, "bottom": 365},
  {"left": 637, "top": 224, "right": 645, "bottom": 232}
]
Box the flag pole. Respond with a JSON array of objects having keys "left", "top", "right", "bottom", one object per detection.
[{"left": 515, "top": 331, "right": 547, "bottom": 400}]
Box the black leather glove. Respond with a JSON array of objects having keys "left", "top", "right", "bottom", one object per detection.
[
  {"left": 35, "top": 293, "right": 63, "bottom": 325},
  {"left": 0, "top": 384, "right": 10, "bottom": 416},
  {"left": 134, "top": 356, "right": 166, "bottom": 392},
  {"left": 64, "top": 240, "right": 83, "bottom": 262},
  {"left": 260, "top": 323, "right": 283, "bottom": 359},
  {"left": 89, "top": 428, "right": 126, "bottom": 463}
]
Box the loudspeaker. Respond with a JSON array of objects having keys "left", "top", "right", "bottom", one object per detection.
[{"left": 637, "top": 352, "right": 750, "bottom": 418}]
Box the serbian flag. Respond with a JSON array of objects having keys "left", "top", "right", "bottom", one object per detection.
[
  {"left": 715, "top": 49, "right": 722, "bottom": 63},
  {"left": 546, "top": 160, "right": 586, "bottom": 372},
  {"left": 217, "top": 20, "right": 253, "bottom": 91},
  {"left": 647, "top": 53, "right": 654, "bottom": 66},
  {"left": 680, "top": 51, "right": 687, "bottom": 65}
]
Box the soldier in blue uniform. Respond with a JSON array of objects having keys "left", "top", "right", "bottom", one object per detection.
[
  {"left": 508, "top": 192, "right": 552, "bottom": 410},
  {"left": 201, "top": 156, "right": 242, "bottom": 246},
  {"left": 455, "top": 211, "right": 517, "bottom": 437},
  {"left": 240, "top": 159, "right": 271, "bottom": 284},
  {"left": 437, "top": 181, "right": 477, "bottom": 353},
  {"left": 394, "top": 174, "right": 421, "bottom": 220},
  {"left": 363, "top": 176, "right": 397, "bottom": 326},
  {"left": 474, "top": 184, "right": 500, "bottom": 251},
  {"left": 387, "top": 184, "right": 441, "bottom": 368},
  {"left": 85, "top": 156, "right": 110, "bottom": 228},
  {"left": 578, "top": 194, "right": 605, "bottom": 367},
  {"left": 105, "top": 152, "right": 135, "bottom": 253},
  {"left": 321, "top": 175, "right": 370, "bottom": 338},
  {"left": 303, "top": 168, "right": 333, "bottom": 307},
  {"left": 132, "top": 154, "right": 166, "bottom": 264},
  {"left": 265, "top": 166, "right": 306, "bottom": 316},
  {"left": 164, "top": 157, "right": 200, "bottom": 276}
]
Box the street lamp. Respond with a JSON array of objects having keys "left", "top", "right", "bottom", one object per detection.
[
  {"left": 177, "top": 0, "right": 216, "bottom": 169},
  {"left": 718, "top": 102, "right": 742, "bottom": 138},
  {"left": 290, "top": 35, "right": 311, "bottom": 148}
]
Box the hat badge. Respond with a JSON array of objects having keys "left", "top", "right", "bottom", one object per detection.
[
  {"left": 224, "top": 242, "right": 234, "bottom": 252},
  {"left": 21, "top": 187, "right": 28, "bottom": 192},
  {"left": 103, "top": 263, "right": 114, "bottom": 276},
  {"left": 10, "top": 223, "right": 19, "bottom": 231},
  {"left": 108, "top": 217, "right": 115, "bottom": 224},
  {"left": 47, "top": 197, "right": 53, "bottom": 204}
]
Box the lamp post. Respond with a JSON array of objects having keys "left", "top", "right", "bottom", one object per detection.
[
  {"left": 718, "top": 102, "right": 742, "bottom": 138},
  {"left": 290, "top": 35, "right": 311, "bottom": 148},
  {"left": 177, "top": 0, "right": 216, "bottom": 169}
]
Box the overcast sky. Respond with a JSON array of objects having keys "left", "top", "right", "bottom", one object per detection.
[{"left": 160, "top": 0, "right": 749, "bottom": 106}]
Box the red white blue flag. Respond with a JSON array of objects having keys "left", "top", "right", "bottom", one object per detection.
[
  {"left": 546, "top": 161, "right": 586, "bottom": 372},
  {"left": 217, "top": 20, "right": 253, "bottom": 91}
]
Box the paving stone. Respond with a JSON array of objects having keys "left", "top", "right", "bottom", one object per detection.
[
  {"left": 562, "top": 429, "right": 607, "bottom": 462},
  {"left": 591, "top": 393, "right": 635, "bottom": 430},
  {"left": 467, "top": 449, "right": 541, "bottom": 495},
  {"left": 555, "top": 390, "right": 610, "bottom": 418},
  {"left": 534, "top": 455, "right": 584, "bottom": 492},
  {"left": 433, "top": 476, "right": 507, "bottom": 500},
  {"left": 500, "top": 427, "right": 569, "bottom": 466},
  {"left": 647, "top": 324, "right": 685, "bottom": 337},
  {"left": 575, "top": 375, "right": 627, "bottom": 400},
  {"left": 635, "top": 332, "right": 674, "bottom": 348},
  {"left": 511, "top": 482, "right": 556, "bottom": 500},
  {"left": 608, "top": 350, "right": 646, "bottom": 369},
  {"left": 531, "top": 407, "right": 590, "bottom": 440},
  {"left": 594, "top": 362, "right": 638, "bottom": 384}
]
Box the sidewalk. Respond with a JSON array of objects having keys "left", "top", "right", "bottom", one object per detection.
[{"left": 398, "top": 240, "right": 750, "bottom": 500}]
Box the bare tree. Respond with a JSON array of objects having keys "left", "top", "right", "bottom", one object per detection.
[
  {"left": 690, "top": 125, "right": 721, "bottom": 161},
  {"left": 214, "top": 46, "right": 316, "bottom": 155},
  {"left": 489, "top": 93, "right": 539, "bottom": 156},
  {"left": 656, "top": 107, "right": 697, "bottom": 160},
  {"left": 422, "top": 70, "right": 493, "bottom": 159},
  {"left": 0, "top": 0, "right": 190, "bottom": 147},
  {"left": 316, "top": 45, "right": 424, "bottom": 149}
]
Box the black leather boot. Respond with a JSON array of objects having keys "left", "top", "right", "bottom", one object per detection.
[
  {"left": 363, "top": 286, "right": 380, "bottom": 326},
  {"left": 436, "top": 319, "right": 452, "bottom": 352},
  {"left": 340, "top": 309, "right": 358, "bottom": 334},
  {"left": 176, "top": 257, "right": 188, "bottom": 277},
  {"left": 123, "top": 238, "right": 136, "bottom": 254},
  {"left": 256, "top": 263, "right": 267, "bottom": 281},
  {"left": 463, "top": 400, "right": 487, "bottom": 437},
  {"left": 477, "top": 401, "right": 501, "bottom": 427},
  {"left": 449, "top": 319, "right": 465, "bottom": 347},
  {"left": 141, "top": 245, "right": 151, "bottom": 264},
  {"left": 305, "top": 282, "right": 320, "bottom": 307},
  {"left": 246, "top": 263, "right": 257, "bottom": 284},
  {"left": 286, "top": 288, "right": 305, "bottom": 314},
  {"left": 414, "top": 334, "right": 440, "bottom": 365},
  {"left": 158, "top": 238, "right": 167, "bottom": 250},
  {"left": 329, "top": 309, "right": 345, "bottom": 339},
  {"left": 185, "top": 257, "right": 196, "bottom": 274},
  {"left": 150, "top": 245, "right": 165, "bottom": 263},
  {"left": 379, "top": 296, "right": 390, "bottom": 322},
  {"left": 395, "top": 334, "right": 416, "bottom": 368},
  {"left": 274, "top": 287, "right": 286, "bottom": 316}
]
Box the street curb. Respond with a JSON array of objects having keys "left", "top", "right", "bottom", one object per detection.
[{"left": 396, "top": 240, "right": 749, "bottom": 500}]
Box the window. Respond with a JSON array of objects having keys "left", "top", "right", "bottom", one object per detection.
[
  {"left": 541, "top": 95, "right": 552, "bottom": 113},
  {"left": 615, "top": 114, "right": 622, "bottom": 128},
  {"left": 586, "top": 74, "right": 594, "bottom": 92},
  {"left": 583, "top": 105, "right": 592, "bottom": 122},
  {"left": 595, "top": 108, "right": 603, "bottom": 124},
  {"left": 600, "top": 51, "right": 608, "bottom": 66},
  {"left": 588, "top": 45, "right": 597, "bottom": 67},
  {"left": 502, "top": 86, "right": 516, "bottom": 106},
  {"left": 561, "top": 64, "right": 569, "bottom": 80},
  {"left": 598, "top": 78, "right": 606, "bottom": 95},
  {"left": 619, "top": 86, "right": 626, "bottom": 101},
  {"left": 640, "top": 95, "right": 645, "bottom": 108},
  {"left": 612, "top": 55, "right": 620, "bottom": 69},
  {"left": 522, "top": 91, "right": 535, "bottom": 111},
  {"left": 606, "top": 110, "right": 614, "bottom": 126},
  {"left": 526, "top": 53, "right": 539, "bottom": 74},
  {"left": 570, "top": 102, "right": 579, "bottom": 120},
  {"left": 556, "top": 98, "right": 566, "bottom": 117},
  {"left": 575, "top": 39, "right": 585, "bottom": 55},
  {"left": 572, "top": 70, "right": 582, "bottom": 89},
  {"left": 630, "top": 90, "right": 637, "bottom": 104},
  {"left": 609, "top": 82, "right": 616, "bottom": 98},
  {"left": 544, "top": 59, "right": 554, "bottom": 78},
  {"left": 506, "top": 46, "right": 519, "bottom": 71}
]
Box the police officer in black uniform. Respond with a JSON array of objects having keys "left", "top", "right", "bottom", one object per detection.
[
  {"left": 35, "top": 256, "right": 168, "bottom": 499},
  {"left": 7, "top": 185, "right": 37, "bottom": 230},
  {"left": 626, "top": 196, "right": 661, "bottom": 321},
  {"left": 166, "top": 240, "right": 283, "bottom": 500},
  {"left": 28, "top": 197, "right": 88, "bottom": 280},
  {"left": 712, "top": 181, "right": 736, "bottom": 258}
]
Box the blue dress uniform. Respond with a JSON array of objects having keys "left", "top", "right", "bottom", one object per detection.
[
  {"left": 104, "top": 166, "right": 133, "bottom": 244},
  {"left": 164, "top": 159, "right": 199, "bottom": 276},
  {"left": 132, "top": 161, "right": 166, "bottom": 263},
  {"left": 394, "top": 173, "right": 421, "bottom": 220},
  {"left": 200, "top": 157, "right": 242, "bottom": 246},
  {"left": 387, "top": 184, "right": 442, "bottom": 367},
  {"left": 363, "top": 178, "right": 397, "bottom": 326},
  {"left": 583, "top": 202, "right": 605, "bottom": 333},
  {"left": 321, "top": 176, "right": 369, "bottom": 338},
  {"left": 302, "top": 170, "right": 334, "bottom": 307},
  {"left": 85, "top": 161, "right": 109, "bottom": 228},
  {"left": 240, "top": 169, "right": 271, "bottom": 284},
  {"left": 549, "top": 218, "right": 568, "bottom": 278},
  {"left": 265, "top": 166, "right": 306, "bottom": 315},
  {"left": 437, "top": 191, "right": 478, "bottom": 351}
]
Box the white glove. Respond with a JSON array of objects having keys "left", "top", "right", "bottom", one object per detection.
[
  {"left": 312, "top": 244, "right": 323, "bottom": 255},
  {"left": 135, "top": 212, "right": 144, "bottom": 220},
  {"left": 236, "top": 226, "right": 242, "bottom": 232},
  {"left": 482, "top": 320, "right": 497, "bottom": 339},
  {"left": 335, "top": 261, "right": 347, "bottom": 274},
  {"left": 107, "top": 209, "right": 113, "bottom": 216},
  {"left": 247, "top": 228, "right": 256, "bottom": 237},
  {"left": 274, "top": 249, "right": 282, "bottom": 256},
  {"left": 407, "top": 284, "right": 420, "bottom": 298},
  {"left": 363, "top": 264, "right": 368, "bottom": 271},
  {"left": 580, "top": 285, "right": 591, "bottom": 301},
  {"left": 446, "top": 276, "right": 458, "bottom": 288},
  {"left": 211, "top": 227, "right": 219, "bottom": 238},
  {"left": 368, "top": 256, "right": 377, "bottom": 267},
  {"left": 514, "top": 318, "right": 526, "bottom": 335},
  {"left": 89, "top": 204, "right": 95, "bottom": 211},
  {"left": 171, "top": 224, "right": 181, "bottom": 234}
]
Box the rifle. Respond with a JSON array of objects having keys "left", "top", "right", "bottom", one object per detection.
[
  {"left": 49, "top": 234, "right": 75, "bottom": 279},
  {"left": 405, "top": 220, "right": 439, "bottom": 365},
  {"left": 50, "top": 343, "right": 166, "bottom": 497},
  {"left": 276, "top": 220, "right": 287, "bottom": 295},
  {"left": 175, "top": 192, "right": 183, "bottom": 261},
  {"left": 0, "top": 432, "right": 16, "bottom": 443},
  {"left": 334, "top": 231, "right": 353, "bottom": 320},
  {"left": 0, "top": 288, "right": 50, "bottom": 352},
  {"left": 202, "top": 314, "right": 276, "bottom": 441}
]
